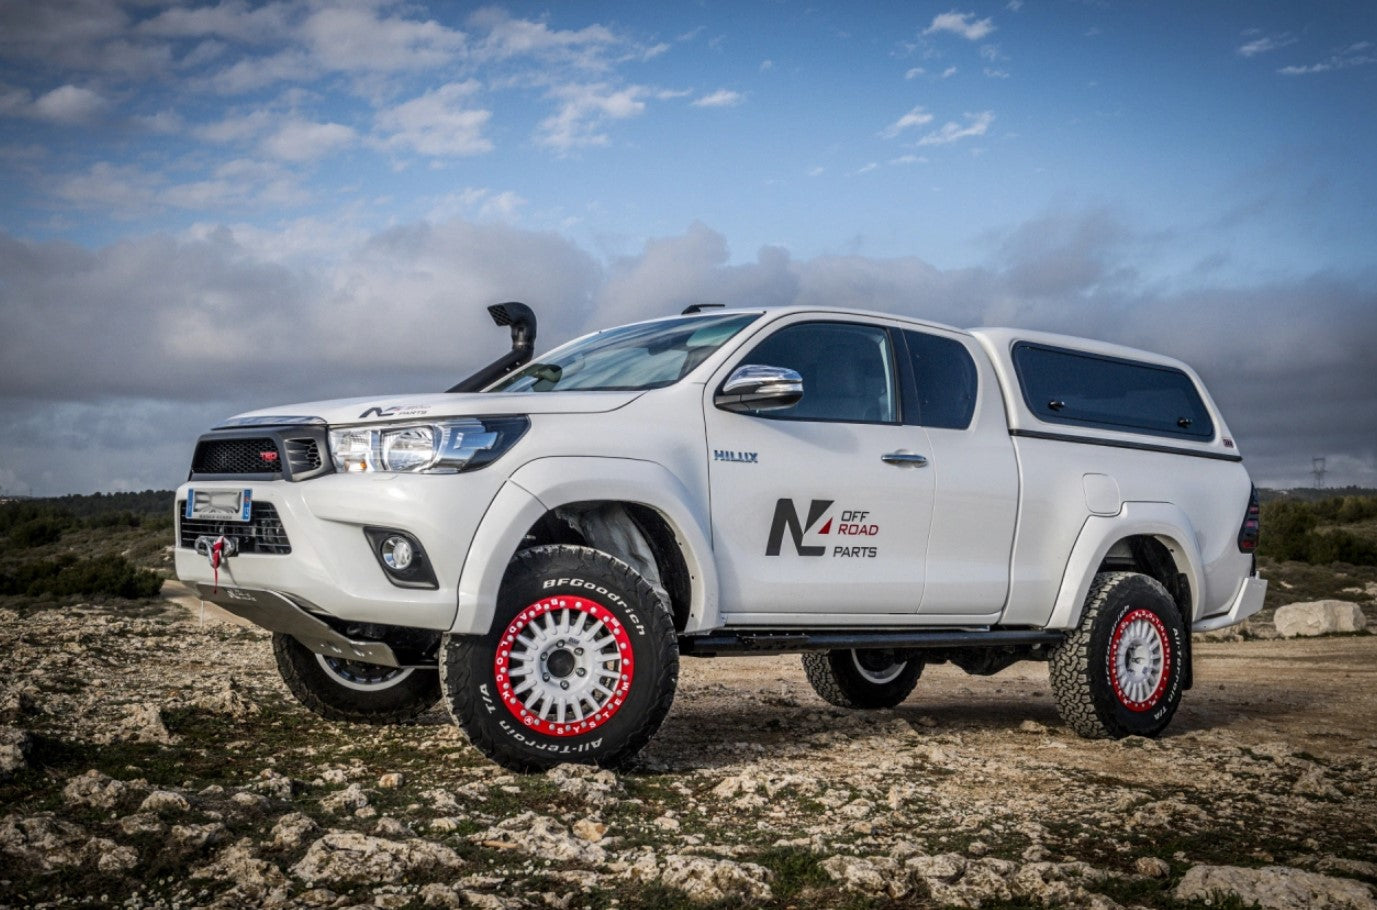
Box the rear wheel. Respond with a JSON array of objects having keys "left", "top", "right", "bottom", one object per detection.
[
  {"left": 802, "top": 648, "right": 923, "bottom": 709},
  {"left": 442, "top": 545, "right": 679, "bottom": 772},
  {"left": 272, "top": 633, "right": 440, "bottom": 724},
  {"left": 1049, "top": 571, "right": 1187, "bottom": 738}
]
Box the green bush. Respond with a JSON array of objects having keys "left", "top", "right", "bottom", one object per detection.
[
  {"left": 0, "top": 555, "right": 164, "bottom": 599},
  {"left": 8, "top": 517, "right": 69, "bottom": 547},
  {"left": 1258, "top": 495, "right": 1377, "bottom": 567}
]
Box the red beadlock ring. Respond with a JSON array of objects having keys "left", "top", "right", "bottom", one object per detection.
[
  {"left": 494, "top": 596, "right": 635, "bottom": 738},
  {"left": 1108, "top": 607, "right": 1171, "bottom": 712}
]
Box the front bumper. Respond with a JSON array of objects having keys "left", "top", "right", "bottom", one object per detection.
[
  {"left": 1192, "top": 573, "right": 1268, "bottom": 632},
  {"left": 174, "top": 470, "right": 506, "bottom": 632}
]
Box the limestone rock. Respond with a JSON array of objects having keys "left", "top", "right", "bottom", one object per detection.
[
  {"left": 821, "top": 854, "right": 908, "bottom": 898},
  {"left": 291, "top": 831, "right": 464, "bottom": 884},
  {"left": 0, "top": 726, "right": 32, "bottom": 778},
  {"left": 625, "top": 851, "right": 773, "bottom": 903},
  {"left": 271, "top": 812, "right": 319, "bottom": 850},
  {"left": 545, "top": 763, "right": 622, "bottom": 801},
  {"left": 476, "top": 812, "right": 606, "bottom": 864},
  {"left": 63, "top": 769, "right": 139, "bottom": 810},
  {"left": 1176, "top": 864, "right": 1377, "bottom": 910},
  {"left": 192, "top": 841, "right": 290, "bottom": 901},
  {"left": 1274, "top": 601, "right": 1368, "bottom": 638},
  {"left": 140, "top": 790, "right": 192, "bottom": 814},
  {"left": 0, "top": 813, "right": 89, "bottom": 871},
  {"left": 320, "top": 783, "right": 369, "bottom": 814},
  {"left": 1134, "top": 856, "right": 1171, "bottom": 878}
]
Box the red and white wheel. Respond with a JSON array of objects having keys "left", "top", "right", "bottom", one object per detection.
[
  {"left": 1108, "top": 608, "right": 1171, "bottom": 711},
  {"left": 494, "top": 596, "right": 635, "bottom": 737},
  {"left": 442, "top": 545, "right": 679, "bottom": 772}
]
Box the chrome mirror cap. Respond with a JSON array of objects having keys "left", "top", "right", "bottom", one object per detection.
[{"left": 714, "top": 364, "right": 804, "bottom": 413}]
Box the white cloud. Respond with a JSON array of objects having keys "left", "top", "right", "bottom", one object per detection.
[
  {"left": 1278, "top": 42, "right": 1376, "bottom": 76},
  {"left": 261, "top": 119, "right": 356, "bottom": 162},
  {"left": 194, "top": 109, "right": 276, "bottom": 143},
  {"left": 138, "top": 1, "right": 294, "bottom": 43},
  {"left": 468, "top": 7, "right": 616, "bottom": 67},
  {"left": 889, "top": 154, "right": 927, "bottom": 165},
  {"left": 537, "top": 83, "right": 648, "bottom": 151},
  {"left": 1237, "top": 33, "right": 1297, "bottom": 58},
  {"left": 851, "top": 162, "right": 879, "bottom": 175},
  {"left": 905, "top": 67, "right": 924, "bottom": 79},
  {"left": 918, "top": 110, "right": 994, "bottom": 145},
  {"left": 984, "top": 68, "right": 1010, "bottom": 79},
  {"left": 692, "top": 89, "right": 744, "bottom": 108},
  {"left": 880, "top": 106, "right": 935, "bottom": 139},
  {"left": 760, "top": 59, "right": 774, "bottom": 72},
  {"left": 377, "top": 81, "right": 493, "bottom": 157},
  {"left": 301, "top": 5, "right": 467, "bottom": 73},
  {"left": 20, "top": 85, "right": 108, "bottom": 124},
  {"left": 1006, "top": 0, "right": 1024, "bottom": 10},
  {"left": 923, "top": 11, "right": 996, "bottom": 42},
  {"left": 1, "top": 217, "right": 1375, "bottom": 493},
  {"left": 941, "top": 66, "right": 957, "bottom": 78}
]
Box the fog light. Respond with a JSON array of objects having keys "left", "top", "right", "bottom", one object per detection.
[
  {"left": 380, "top": 536, "right": 414, "bottom": 571},
  {"left": 362, "top": 527, "right": 438, "bottom": 589}
]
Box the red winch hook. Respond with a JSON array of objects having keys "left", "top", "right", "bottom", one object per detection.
[{"left": 210, "top": 535, "right": 226, "bottom": 594}]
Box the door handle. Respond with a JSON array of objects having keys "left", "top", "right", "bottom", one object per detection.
[{"left": 881, "top": 452, "right": 929, "bottom": 467}]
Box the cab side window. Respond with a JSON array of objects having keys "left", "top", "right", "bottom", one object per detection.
[
  {"left": 740, "top": 322, "right": 896, "bottom": 423},
  {"left": 902, "top": 330, "right": 978, "bottom": 430}
]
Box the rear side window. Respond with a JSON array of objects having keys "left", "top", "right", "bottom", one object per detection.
[
  {"left": 1012, "top": 342, "right": 1214, "bottom": 440},
  {"left": 901, "top": 330, "right": 978, "bottom": 430}
]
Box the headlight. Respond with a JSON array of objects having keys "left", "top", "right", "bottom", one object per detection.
[{"left": 328, "top": 416, "right": 529, "bottom": 474}]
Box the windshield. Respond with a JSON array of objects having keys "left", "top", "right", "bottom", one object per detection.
[{"left": 488, "top": 312, "right": 760, "bottom": 393}]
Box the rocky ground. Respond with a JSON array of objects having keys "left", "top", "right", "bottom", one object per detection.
[{"left": 1, "top": 595, "right": 1375, "bottom": 910}]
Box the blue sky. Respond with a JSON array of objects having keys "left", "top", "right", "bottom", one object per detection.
[{"left": 1, "top": 0, "right": 1375, "bottom": 494}]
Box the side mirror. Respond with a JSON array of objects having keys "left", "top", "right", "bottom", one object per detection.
[{"left": 714, "top": 365, "right": 804, "bottom": 413}]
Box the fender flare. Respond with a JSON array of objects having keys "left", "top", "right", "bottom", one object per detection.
[
  {"left": 450, "top": 456, "right": 719, "bottom": 636},
  {"left": 1045, "top": 501, "right": 1205, "bottom": 630}
]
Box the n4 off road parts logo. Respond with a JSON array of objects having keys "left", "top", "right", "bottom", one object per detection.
[{"left": 766, "top": 498, "right": 880, "bottom": 559}]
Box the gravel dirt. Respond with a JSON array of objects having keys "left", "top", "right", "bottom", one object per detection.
[{"left": 1, "top": 591, "right": 1374, "bottom": 909}]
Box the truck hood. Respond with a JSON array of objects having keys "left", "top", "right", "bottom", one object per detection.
[{"left": 217, "top": 390, "right": 644, "bottom": 428}]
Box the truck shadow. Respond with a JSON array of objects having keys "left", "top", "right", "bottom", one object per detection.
[{"left": 636, "top": 683, "right": 1331, "bottom": 773}]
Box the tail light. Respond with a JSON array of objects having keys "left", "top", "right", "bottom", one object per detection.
[{"left": 1237, "top": 485, "right": 1261, "bottom": 552}]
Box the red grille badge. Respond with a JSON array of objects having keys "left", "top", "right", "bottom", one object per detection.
[{"left": 260, "top": 451, "right": 279, "bottom": 463}]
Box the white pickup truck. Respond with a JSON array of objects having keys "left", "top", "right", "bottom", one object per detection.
[{"left": 175, "top": 303, "right": 1266, "bottom": 771}]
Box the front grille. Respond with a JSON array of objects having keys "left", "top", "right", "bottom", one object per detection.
[
  {"left": 178, "top": 501, "right": 292, "bottom": 554},
  {"left": 193, "top": 438, "right": 281, "bottom": 475},
  {"left": 285, "top": 438, "right": 323, "bottom": 473}
]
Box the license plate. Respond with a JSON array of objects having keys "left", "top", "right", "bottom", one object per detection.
[{"left": 185, "top": 488, "right": 252, "bottom": 522}]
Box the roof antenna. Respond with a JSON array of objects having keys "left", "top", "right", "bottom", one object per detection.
[{"left": 681, "top": 303, "right": 726, "bottom": 315}]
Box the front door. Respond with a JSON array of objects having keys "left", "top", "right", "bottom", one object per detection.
[{"left": 704, "top": 317, "right": 936, "bottom": 619}]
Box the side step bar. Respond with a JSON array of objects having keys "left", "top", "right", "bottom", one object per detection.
[
  {"left": 678, "top": 627, "right": 1066, "bottom": 657},
  {"left": 194, "top": 583, "right": 401, "bottom": 667}
]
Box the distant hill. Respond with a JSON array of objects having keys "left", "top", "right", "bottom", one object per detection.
[{"left": 1259, "top": 486, "right": 1377, "bottom": 502}]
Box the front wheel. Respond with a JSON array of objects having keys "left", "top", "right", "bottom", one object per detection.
[
  {"left": 1049, "top": 572, "right": 1187, "bottom": 739},
  {"left": 441, "top": 545, "right": 679, "bottom": 772},
  {"left": 802, "top": 649, "right": 923, "bottom": 709},
  {"left": 272, "top": 633, "right": 440, "bottom": 725}
]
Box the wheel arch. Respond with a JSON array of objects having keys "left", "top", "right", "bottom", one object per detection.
[
  {"left": 1046, "top": 502, "right": 1205, "bottom": 631},
  {"left": 450, "top": 457, "right": 718, "bottom": 636}
]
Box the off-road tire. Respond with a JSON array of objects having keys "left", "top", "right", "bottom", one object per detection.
[
  {"left": 441, "top": 545, "right": 679, "bottom": 773},
  {"left": 272, "top": 633, "right": 440, "bottom": 725},
  {"left": 802, "top": 649, "right": 923, "bottom": 709},
  {"left": 1049, "top": 571, "right": 1187, "bottom": 739}
]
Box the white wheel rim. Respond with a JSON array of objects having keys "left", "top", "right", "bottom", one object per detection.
[
  {"left": 849, "top": 649, "right": 906, "bottom": 685},
  {"left": 494, "top": 596, "right": 634, "bottom": 738},
  {"left": 315, "top": 654, "right": 414, "bottom": 692}
]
